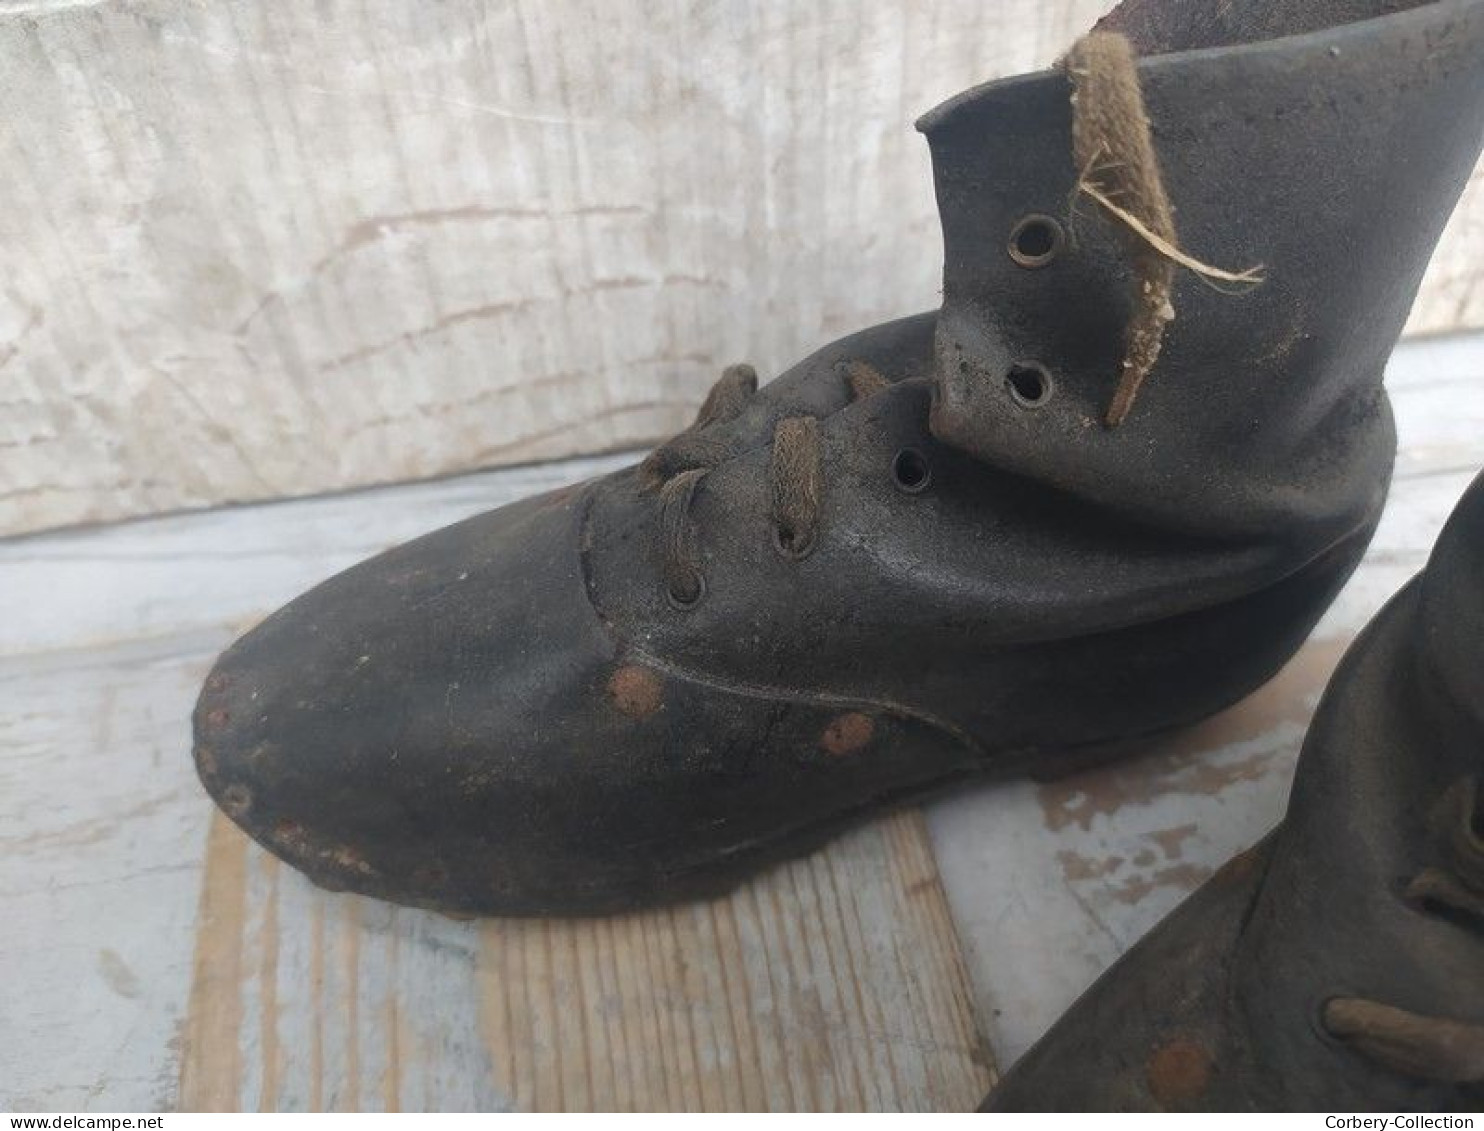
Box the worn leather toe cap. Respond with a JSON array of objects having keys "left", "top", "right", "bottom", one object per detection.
[
  {"left": 193, "top": 478, "right": 965, "bottom": 915},
  {"left": 192, "top": 483, "right": 629, "bottom": 913}
]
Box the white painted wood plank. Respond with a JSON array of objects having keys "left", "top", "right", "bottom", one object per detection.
[
  {"left": 925, "top": 332, "right": 1484, "bottom": 1069},
  {"left": 2, "top": 0, "right": 1478, "bottom": 538},
  {"left": 1, "top": 633, "right": 214, "bottom": 1109},
  {"left": 0, "top": 451, "right": 634, "bottom": 660}
]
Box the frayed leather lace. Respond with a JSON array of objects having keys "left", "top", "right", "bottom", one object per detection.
[{"left": 640, "top": 360, "right": 888, "bottom": 606}]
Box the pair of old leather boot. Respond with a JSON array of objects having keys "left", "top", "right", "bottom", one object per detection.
[{"left": 192, "top": 0, "right": 1484, "bottom": 1110}]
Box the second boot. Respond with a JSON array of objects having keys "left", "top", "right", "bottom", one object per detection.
[
  {"left": 192, "top": 0, "right": 1484, "bottom": 915},
  {"left": 983, "top": 467, "right": 1484, "bottom": 1111}
]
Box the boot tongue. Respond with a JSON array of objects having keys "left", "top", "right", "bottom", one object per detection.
[{"left": 917, "top": 0, "right": 1484, "bottom": 541}]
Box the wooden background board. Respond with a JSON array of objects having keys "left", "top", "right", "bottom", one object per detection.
[
  {"left": 2, "top": 0, "right": 1482, "bottom": 538},
  {"left": 2, "top": 333, "right": 1480, "bottom": 1111}
]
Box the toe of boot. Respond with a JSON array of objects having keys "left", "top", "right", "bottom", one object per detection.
[
  {"left": 193, "top": 480, "right": 967, "bottom": 915},
  {"left": 192, "top": 483, "right": 627, "bottom": 913}
]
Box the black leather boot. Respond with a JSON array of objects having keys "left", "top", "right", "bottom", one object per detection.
[
  {"left": 983, "top": 468, "right": 1484, "bottom": 1111},
  {"left": 192, "top": 0, "right": 1484, "bottom": 915}
]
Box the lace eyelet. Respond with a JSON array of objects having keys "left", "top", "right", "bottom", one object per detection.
[
  {"left": 891, "top": 448, "right": 932, "bottom": 494},
  {"left": 1008, "top": 214, "right": 1064, "bottom": 268},
  {"left": 665, "top": 572, "right": 706, "bottom": 610},
  {"left": 1006, "top": 360, "right": 1054, "bottom": 408},
  {"left": 772, "top": 524, "right": 816, "bottom": 562}
]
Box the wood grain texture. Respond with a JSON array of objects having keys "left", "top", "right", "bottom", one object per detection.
[
  {"left": 0, "top": 632, "right": 215, "bottom": 1110},
  {"left": 6, "top": 0, "right": 1478, "bottom": 537},
  {"left": 176, "top": 810, "right": 993, "bottom": 1112}
]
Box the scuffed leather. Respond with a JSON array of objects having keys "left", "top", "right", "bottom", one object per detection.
[{"left": 985, "top": 471, "right": 1484, "bottom": 1112}]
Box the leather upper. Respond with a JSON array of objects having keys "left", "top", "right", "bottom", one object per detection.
[{"left": 922, "top": 0, "right": 1483, "bottom": 540}]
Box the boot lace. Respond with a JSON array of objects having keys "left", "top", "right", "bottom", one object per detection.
[
  {"left": 1322, "top": 776, "right": 1484, "bottom": 1084},
  {"left": 640, "top": 360, "right": 891, "bottom": 608},
  {"left": 639, "top": 32, "right": 1280, "bottom": 596}
]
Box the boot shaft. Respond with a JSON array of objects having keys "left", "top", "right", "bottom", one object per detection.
[{"left": 919, "top": 0, "right": 1484, "bottom": 542}]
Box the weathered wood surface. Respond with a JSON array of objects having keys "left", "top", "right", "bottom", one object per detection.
[
  {"left": 2, "top": 0, "right": 1481, "bottom": 538},
  {"left": 1, "top": 452, "right": 992, "bottom": 1112},
  {"left": 176, "top": 810, "right": 989, "bottom": 1112}
]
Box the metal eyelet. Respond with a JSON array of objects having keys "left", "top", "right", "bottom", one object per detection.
[
  {"left": 1006, "top": 360, "right": 1054, "bottom": 408},
  {"left": 1008, "top": 214, "right": 1065, "bottom": 268},
  {"left": 665, "top": 572, "right": 706, "bottom": 611},
  {"left": 891, "top": 448, "right": 932, "bottom": 494}
]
